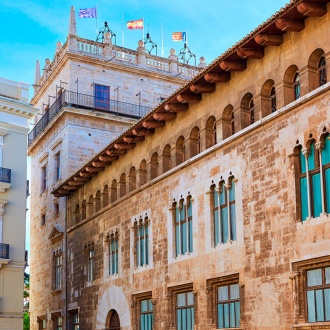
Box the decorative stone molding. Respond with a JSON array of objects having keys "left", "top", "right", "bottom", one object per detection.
[
  {"left": 0, "top": 200, "right": 7, "bottom": 221},
  {"left": 0, "top": 183, "right": 11, "bottom": 193}
]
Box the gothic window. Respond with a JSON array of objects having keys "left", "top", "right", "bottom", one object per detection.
[
  {"left": 270, "top": 86, "right": 276, "bottom": 113},
  {"left": 297, "top": 136, "right": 330, "bottom": 221},
  {"left": 211, "top": 178, "right": 236, "bottom": 246},
  {"left": 94, "top": 84, "right": 110, "bottom": 110},
  {"left": 176, "top": 291, "right": 195, "bottom": 329},
  {"left": 108, "top": 231, "right": 119, "bottom": 275},
  {"left": 173, "top": 196, "right": 193, "bottom": 257},
  {"left": 294, "top": 73, "right": 301, "bottom": 100},
  {"left": 134, "top": 216, "right": 149, "bottom": 267},
  {"left": 318, "top": 56, "right": 327, "bottom": 87}
]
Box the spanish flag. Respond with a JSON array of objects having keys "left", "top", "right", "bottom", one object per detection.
[{"left": 127, "top": 19, "right": 143, "bottom": 30}]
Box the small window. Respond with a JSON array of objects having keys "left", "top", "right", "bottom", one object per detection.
[
  {"left": 270, "top": 86, "right": 276, "bottom": 113},
  {"left": 94, "top": 84, "right": 110, "bottom": 110},
  {"left": 55, "top": 152, "right": 61, "bottom": 181},
  {"left": 73, "top": 314, "right": 79, "bottom": 330},
  {"left": 176, "top": 291, "right": 195, "bottom": 329},
  {"left": 87, "top": 248, "right": 95, "bottom": 282},
  {"left": 40, "top": 319, "right": 47, "bottom": 330},
  {"left": 318, "top": 56, "right": 327, "bottom": 86},
  {"left": 41, "top": 214, "right": 46, "bottom": 226},
  {"left": 294, "top": 73, "right": 301, "bottom": 100},
  {"left": 41, "top": 165, "right": 47, "bottom": 193},
  {"left": 55, "top": 316, "right": 62, "bottom": 330},
  {"left": 249, "top": 99, "right": 255, "bottom": 124}
]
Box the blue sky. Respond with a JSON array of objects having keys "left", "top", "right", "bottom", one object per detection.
[{"left": 1, "top": 0, "right": 289, "bottom": 91}]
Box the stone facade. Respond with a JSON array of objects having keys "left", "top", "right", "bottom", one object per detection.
[
  {"left": 52, "top": 1, "right": 330, "bottom": 329},
  {"left": 0, "top": 77, "right": 37, "bottom": 329},
  {"left": 28, "top": 6, "right": 202, "bottom": 330}
]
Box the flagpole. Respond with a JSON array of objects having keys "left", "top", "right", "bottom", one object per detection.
[
  {"left": 142, "top": 17, "right": 144, "bottom": 40},
  {"left": 161, "top": 23, "right": 164, "bottom": 57},
  {"left": 122, "top": 12, "right": 124, "bottom": 46},
  {"left": 186, "top": 29, "right": 188, "bottom": 45},
  {"left": 95, "top": 4, "right": 98, "bottom": 39}
]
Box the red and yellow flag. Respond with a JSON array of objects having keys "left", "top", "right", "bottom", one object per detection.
[{"left": 127, "top": 19, "right": 143, "bottom": 30}]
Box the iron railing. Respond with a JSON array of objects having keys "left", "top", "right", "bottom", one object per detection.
[
  {"left": 0, "top": 243, "right": 9, "bottom": 259},
  {"left": 28, "top": 90, "right": 152, "bottom": 146},
  {"left": 0, "top": 167, "right": 11, "bottom": 184}
]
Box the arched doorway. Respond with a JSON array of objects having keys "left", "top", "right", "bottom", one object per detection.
[{"left": 109, "top": 310, "right": 120, "bottom": 330}]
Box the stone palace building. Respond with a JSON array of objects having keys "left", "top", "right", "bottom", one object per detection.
[
  {"left": 32, "top": 0, "right": 330, "bottom": 329},
  {"left": 28, "top": 6, "right": 204, "bottom": 330}
]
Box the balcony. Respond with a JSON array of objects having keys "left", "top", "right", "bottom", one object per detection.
[
  {"left": 0, "top": 168, "right": 11, "bottom": 193},
  {"left": 28, "top": 90, "right": 152, "bottom": 146}
]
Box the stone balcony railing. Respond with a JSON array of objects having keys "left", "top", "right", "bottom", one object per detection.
[{"left": 34, "top": 35, "right": 204, "bottom": 92}]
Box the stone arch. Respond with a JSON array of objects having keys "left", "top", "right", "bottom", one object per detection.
[
  {"left": 205, "top": 116, "right": 216, "bottom": 149},
  {"left": 95, "top": 190, "right": 101, "bottom": 212},
  {"left": 87, "top": 195, "right": 94, "bottom": 217},
  {"left": 189, "top": 126, "right": 200, "bottom": 158},
  {"left": 74, "top": 204, "right": 80, "bottom": 225},
  {"left": 162, "top": 144, "right": 172, "bottom": 173},
  {"left": 95, "top": 285, "right": 131, "bottom": 330},
  {"left": 241, "top": 92, "right": 254, "bottom": 126},
  {"left": 308, "top": 48, "right": 326, "bottom": 90},
  {"left": 260, "top": 79, "right": 276, "bottom": 117},
  {"left": 81, "top": 200, "right": 86, "bottom": 220},
  {"left": 150, "top": 152, "right": 159, "bottom": 180},
  {"left": 175, "top": 136, "right": 185, "bottom": 165},
  {"left": 222, "top": 104, "right": 234, "bottom": 139},
  {"left": 128, "top": 167, "right": 136, "bottom": 192},
  {"left": 283, "top": 64, "right": 299, "bottom": 105},
  {"left": 139, "top": 160, "right": 147, "bottom": 186},
  {"left": 103, "top": 185, "right": 109, "bottom": 208},
  {"left": 111, "top": 179, "right": 117, "bottom": 203},
  {"left": 119, "top": 173, "right": 126, "bottom": 198}
]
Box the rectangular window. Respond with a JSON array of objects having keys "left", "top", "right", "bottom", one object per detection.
[
  {"left": 135, "top": 217, "right": 149, "bottom": 267},
  {"left": 41, "top": 165, "right": 47, "bottom": 193},
  {"left": 87, "top": 248, "right": 95, "bottom": 282},
  {"left": 73, "top": 314, "right": 79, "bottom": 330},
  {"left": 55, "top": 316, "right": 62, "bottom": 330},
  {"left": 140, "top": 299, "right": 153, "bottom": 330},
  {"left": 55, "top": 152, "right": 61, "bottom": 181},
  {"left": 212, "top": 179, "right": 236, "bottom": 246},
  {"left": 54, "top": 254, "right": 62, "bottom": 290},
  {"left": 39, "top": 318, "right": 47, "bottom": 330},
  {"left": 94, "top": 84, "right": 110, "bottom": 110},
  {"left": 217, "top": 284, "right": 240, "bottom": 328},
  {"left": 176, "top": 291, "right": 195, "bottom": 330},
  {"left": 109, "top": 233, "right": 119, "bottom": 275},
  {"left": 306, "top": 266, "right": 330, "bottom": 322},
  {"left": 41, "top": 214, "right": 46, "bottom": 226},
  {"left": 174, "top": 197, "right": 193, "bottom": 257}
]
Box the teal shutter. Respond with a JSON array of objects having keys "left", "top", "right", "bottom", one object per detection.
[
  {"left": 308, "top": 143, "right": 316, "bottom": 170},
  {"left": 325, "top": 168, "right": 330, "bottom": 213},
  {"left": 300, "top": 148, "right": 306, "bottom": 173},
  {"left": 300, "top": 177, "right": 308, "bottom": 220},
  {"left": 188, "top": 202, "right": 193, "bottom": 252},
  {"left": 322, "top": 135, "right": 330, "bottom": 165},
  {"left": 312, "top": 173, "right": 322, "bottom": 217},
  {"left": 307, "top": 290, "right": 316, "bottom": 322}
]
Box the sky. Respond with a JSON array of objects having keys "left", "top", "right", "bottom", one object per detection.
[
  {"left": 0, "top": 0, "right": 289, "bottom": 270},
  {"left": 0, "top": 0, "right": 289, "bottom": 91}
]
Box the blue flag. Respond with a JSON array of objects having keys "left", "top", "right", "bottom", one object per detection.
[{"left": 79, "top": 7, "right": 97, "bottom": 18}]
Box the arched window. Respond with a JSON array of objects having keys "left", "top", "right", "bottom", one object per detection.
[
  {"left": 150, "top": 153, "right": 158, "bottom": 180},
  {"left": 111, "top": 179, "right": 117, "bottom": 203},
  {"left": 109, "top": 310, "right": 120, "bottom": 330},
  {"left": 189, "top": 126, "right": 200, "bottom": 158},
  {"left": 175, "top": 136, "right": 185, "bottom": 166},
  {"left": 119, "top": 173, "right": 126, "bottom": 197},
  {"left": 249, "top": 99, "right": 255, "bottom": 124},
  {"left": 162, "top": 145, "right": 172, "bottom": 173},
  {"left": 81, "top": 200, "right": 86, "bottom": 220},
  {"left": 103, "top": 185, "right": 109, "bottom": 208},
  {"left": 205, "top": 116, "right": 217, "bottom": 149},
  {"left": 139, "top": 160, "right": 147, "bottom": 186},
  {"left": 293, "top": 73, "right": 300, "bottom": 100},
  {"left": 231, "top": 112, "right": 235, "bottom": 135},
  {"left": 128, "top": 167, "right": 136, "bottom": 192},
  {"left": 270, "top": 87, "right": 276, "bottom": 113},
  {"left": 95, "top": 190, "right": 101, "bottom": 212},
  {"left": 318, "top": 56, "right": 327, "bottom": 86}
]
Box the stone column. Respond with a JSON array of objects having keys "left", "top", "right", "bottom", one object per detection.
[
  {"left": 299, "top": 65, "right": 310, "bottom": 97},
  {"left": 253, "top": 94, "right": 262, "bottom": 122}
]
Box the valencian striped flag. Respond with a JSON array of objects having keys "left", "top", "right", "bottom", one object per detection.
[
  {"left": 79, "top": 7, "right": 97, "bottom": 18},
  {"left": 172, "top": 32, "right": 186, "bottom": 42},
  {"left": 127, "top": 19, "right": 144, "bottom": 30}
]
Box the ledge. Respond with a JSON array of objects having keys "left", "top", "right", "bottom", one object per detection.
[
  {"left": 0, "top": 259, "right": 10, "bottom": 268},
  {"left": 0, "top": 183, "right": 10, "bottom": 193}
]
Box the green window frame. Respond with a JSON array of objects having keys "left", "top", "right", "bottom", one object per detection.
[
  {"left": 135, "top": 217, "right": 149, "bottom": 267},
  {"left": 109, "top": 232, "right": 119, "bottom": 275}
]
